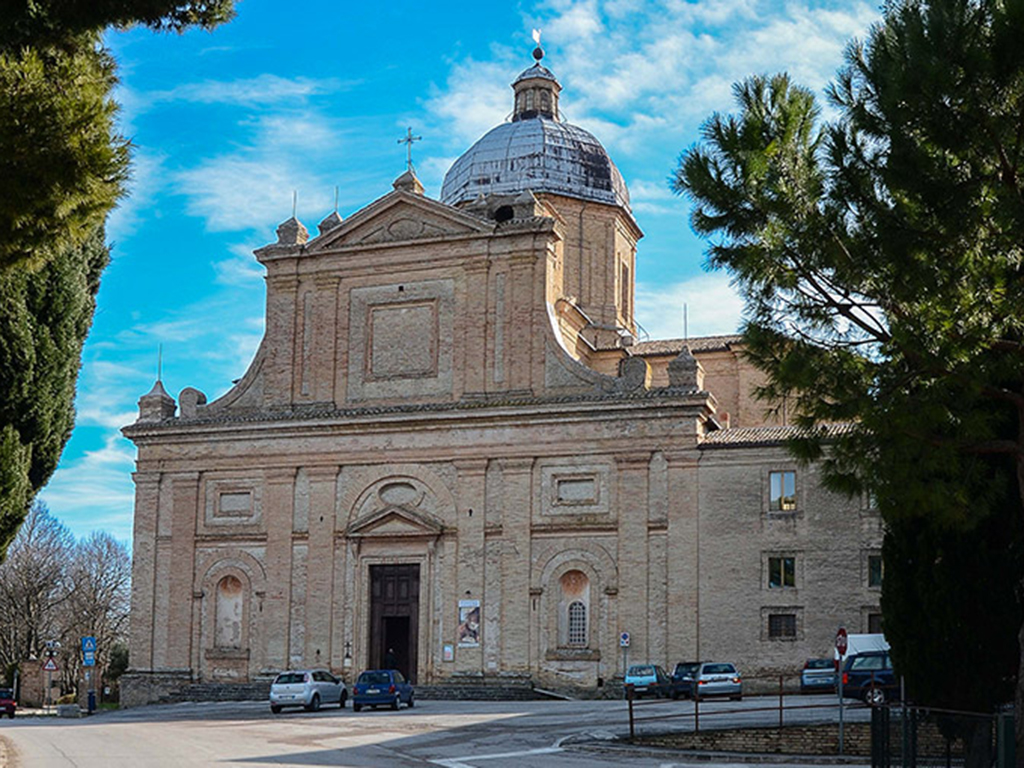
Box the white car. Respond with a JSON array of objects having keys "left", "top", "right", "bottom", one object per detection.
[{"left": 269, "top": 669, "right": 347, "bottom": 713}]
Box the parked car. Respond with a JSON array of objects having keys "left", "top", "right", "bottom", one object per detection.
[
  {"left": 624, "top": 664, "right": 671, "bottom": 699},
  {"left": 352, "top": 669, "right": 414, "bottom": 711},
  {"left": 800, "top": 658, "right": 836, "bottom": 693},
  {"left": 0, "top": 688, "right": 15, "bottom": 718},
  {"left": 692, "top": 662, "right": 742, "bottom": 701},
  {"left": 670, "top": 661, "right": 702, "bottom": 699},
  {"left": 269, "top": 669, "right": 347, "bottom": 713},
  {"left": 841, "top": 650, "right": 897, "bottom": 705}
]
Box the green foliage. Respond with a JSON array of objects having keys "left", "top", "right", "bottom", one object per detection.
[
  {"left": 0, "top": 45, "right": 128, "bottom": 272},
  {"left": 107, "top": 643, "right": 129, "bottom": 681},
  {"left": 675, "top": 0, "right": 1024, "bottom": 715},
  {"left": 883, "top": 500, "right": 1022, "bottom": 713},
  {"left": 0, "top": 229, "right": 108, "bottom": 560},
  {"left": 1, "top": 1, "right": 236, "bottom": 51},
  {"left": 0, "top": 0, "right": 235, "bottom": 560}
]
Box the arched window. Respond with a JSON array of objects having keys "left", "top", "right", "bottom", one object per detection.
[
  {"left": 567, "top": 601, "right": 587, "bottom": 646},
  {"left": 558, "top": 569, "right": 590, "bottom": 648},
  {"left": 215, "top": 575, "right": 243, "bottom": 649}
]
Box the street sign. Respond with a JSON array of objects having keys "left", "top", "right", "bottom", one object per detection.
[
  {"left": 82, "top": 636, "right": 96, "bottom": 653},
  {"left": 836, "top": 627, "right": 848, "bottom": 656},
  {"left": 619, "top": 632, "right": 630, "bottom": 648},
  {"left": 83, "top": 650, "right": 95, "bottom": 667},
  {"left": 41, "top": 657, "right": 58, "bottom": 672}
]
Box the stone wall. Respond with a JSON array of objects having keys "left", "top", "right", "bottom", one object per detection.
[{"left": 119, "top": 670, "right": 192, "bottom": 708}]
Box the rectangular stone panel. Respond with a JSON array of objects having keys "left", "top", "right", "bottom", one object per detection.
[
  {"left": 347, "top": 279, "right": 454, "bottom": 401},
  {"left": 368, "top": 301, "right": 438, "bottom": 380}
]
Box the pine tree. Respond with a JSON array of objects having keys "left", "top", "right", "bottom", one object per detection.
[{"left": 675, "top": 0, "right": 1024, "bottom": 758}]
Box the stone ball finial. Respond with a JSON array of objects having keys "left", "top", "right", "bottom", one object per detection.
[{"left": 533, "top": 45, "right": 544, "bottom": 62}]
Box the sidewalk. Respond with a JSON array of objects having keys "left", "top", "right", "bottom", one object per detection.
[{"left": 571, "top": 739, "right": 872, "bottom": 767}]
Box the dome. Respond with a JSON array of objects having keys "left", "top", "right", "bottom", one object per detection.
[{"left": 440, "top": 59, "right": 631, "bottom": 212}]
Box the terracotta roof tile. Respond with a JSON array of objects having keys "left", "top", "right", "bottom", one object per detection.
[
  {"left": 631, "top": 335, "right": 743, "bottom": 356},
  {"left": 701, "top": 423, "right": 858, "bottom": 448}
]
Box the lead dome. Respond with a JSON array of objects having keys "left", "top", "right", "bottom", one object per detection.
[{"left": 440, "top": 55, "right": 631, "bottom": 212}]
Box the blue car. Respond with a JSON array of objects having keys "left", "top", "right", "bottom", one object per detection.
[
  {"left": 352, "top": 669, "right": 414, "bottom": 711},
  {"left": 841, "top": 651, "right": 897, "bottom": 705}
]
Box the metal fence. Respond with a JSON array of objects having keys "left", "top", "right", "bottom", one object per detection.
[
  {"left": 870, "top": 705, "right": 1014, "bottom": 768},
  {"left": 621, "top": 672, "right": 1015, "bottom": 768}
]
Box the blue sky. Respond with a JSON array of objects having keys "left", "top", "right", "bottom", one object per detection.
[{"left": 36, "top": 0, "right": 880, "bottom": 544}]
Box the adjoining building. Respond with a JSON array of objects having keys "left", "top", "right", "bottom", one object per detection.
[{"left": 122, "top": 50, "right": 882, "bottom": 705}]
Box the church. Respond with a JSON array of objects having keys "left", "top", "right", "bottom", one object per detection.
[{"left": 121, "top": 49, "right": 883, "bottom": 705}]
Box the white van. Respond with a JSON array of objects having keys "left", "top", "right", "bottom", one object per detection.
[{"left": 833, "top": 633, "right": 889, "bottom": 667}]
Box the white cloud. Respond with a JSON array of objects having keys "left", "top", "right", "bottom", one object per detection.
[
  {"left": 636, "top": 271, "right": 744, "bottom": 340},
  {"left": 107, "top": 149, "right": 167, "bottom": 244},
  {"left": 37, "top": 433, "right": 137, "bottom": 543},
  {"left": 151, "top": 74, "right": 351, "bottom": 108},
  {"left": 424, "top": 58, "right": 513, "bottom": 147}
]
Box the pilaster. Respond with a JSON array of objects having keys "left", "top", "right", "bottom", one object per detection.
[
  {"left": 499, "top": 458, "right": 533, "bottom": 670},
  {"left": 264, "top": 467, "right": 296, "bottom": 669},
  {"left": 264, "top": 274, "right": 300, "bottom": 407},
  {"left": 305, "top": 466, "right": 338, "bottom": 667},
  {"left": 664, "top": 451, "right": 700, "bottom": 662},
  {"left": 129, "top": 472, "right": 161, "bottom": 671},
  {"left": 167, "top": 472, "right": 200, "bottom": 670},
  {"left": 313, "top": 275, "right": 340, "bottom": 403},
  {"left": 454, "top": 459, "right": 488, "bottom": 672},
  {"left": 615, "top": 452, "right": 651, "bottom": 668}
]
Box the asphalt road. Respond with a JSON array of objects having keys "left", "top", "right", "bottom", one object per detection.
[{"left": 1, "top": 695, "right": 873, "bottom": 768}]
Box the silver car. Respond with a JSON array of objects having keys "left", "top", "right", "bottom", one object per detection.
[
  {"left": 269, "top": 669, "right": 347, "bottom": 713},
  {"left": 693, "top": 662, "right": 742, "bottom": 701}
]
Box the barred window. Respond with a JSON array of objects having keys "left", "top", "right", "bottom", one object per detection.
[
  {"left": 567, "top": 601, "right": 587, "bottom": 646},
  {"left": 768, "top": 613, "right": 797, "bottom": 639}
]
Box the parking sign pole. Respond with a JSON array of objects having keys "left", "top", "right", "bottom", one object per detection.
[{"left": 836, "top": 627, "right": 848, "bottom": 756}]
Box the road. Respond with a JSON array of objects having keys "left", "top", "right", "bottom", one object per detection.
[{"left": 1, "top": 695, "right": 873, "bottom": 767}]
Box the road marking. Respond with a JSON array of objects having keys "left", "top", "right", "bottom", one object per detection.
[{"left": 429, "top": 736, "right": 568, "bottom": 767}]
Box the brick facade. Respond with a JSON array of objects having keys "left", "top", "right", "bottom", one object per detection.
[{"left": 121, "top": 63, "right": 881, "bottom": 706}]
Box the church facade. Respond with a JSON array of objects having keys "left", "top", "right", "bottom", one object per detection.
[{"left": 122, "top": 54, "right": 883, "bottom": 705}]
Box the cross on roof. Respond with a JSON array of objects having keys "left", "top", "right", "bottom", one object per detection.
[{"left": 398, "top": 127, "right": 422, "bottom": 171}]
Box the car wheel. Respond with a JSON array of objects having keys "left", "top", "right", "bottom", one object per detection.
[
  {"left": 270, "top": 705, "right": 282, "bottom": 714},
  {"left": 306, "top": 694, "right": 321, "bottom": 712},
  {"left": 731, "top": 694, "right": 743, "bottom": 701},
  {"left": 865, "top": 687, "right": 886, "bottom": 706},
  {"left": 391, "top": 696, "right": 400, "bottom": 711},
  {"left": 339, "top": 691, "right": 347, "bottom": 709},
  {"left": 353, "top": 703, "right": 362, "bottom": 712},
  {"left": 672, "top": 690, "right": 680, "bottom": 701}
]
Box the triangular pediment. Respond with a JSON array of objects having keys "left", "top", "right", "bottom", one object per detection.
[
  {"left": 346, "top": 505, "right": 445, "bottom": 539},
  {"left": 309, "top": 190, "right": 493, "bottom": 252}
]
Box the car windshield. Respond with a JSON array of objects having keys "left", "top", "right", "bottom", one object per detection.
[
  {"left": 0, "top": 689, "right": 11, "bottom": 699},
  {"left": 674, "top": 663, "right": 699, "bottom": 675},
  {"left": 806, "top": 659, "right": 833, "bottom": 669},
  {"left": 702, "top": 663, "right": 736, "bottom": 674},
  {"left": 358, "top": 671, "right": 391, "bottom": 685},
  {"left": 274, "top": 672, "right": 306, "bottom": 685},
  {"left": 849, "top": 655, "right": 888, "bottom": 670},
  {"left": 627, "top": 666, "right": 654, "bottom": 676}
]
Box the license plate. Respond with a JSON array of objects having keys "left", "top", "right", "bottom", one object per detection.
[{"left": 367, "top": 688, "right": 379, "bottom": 694}]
